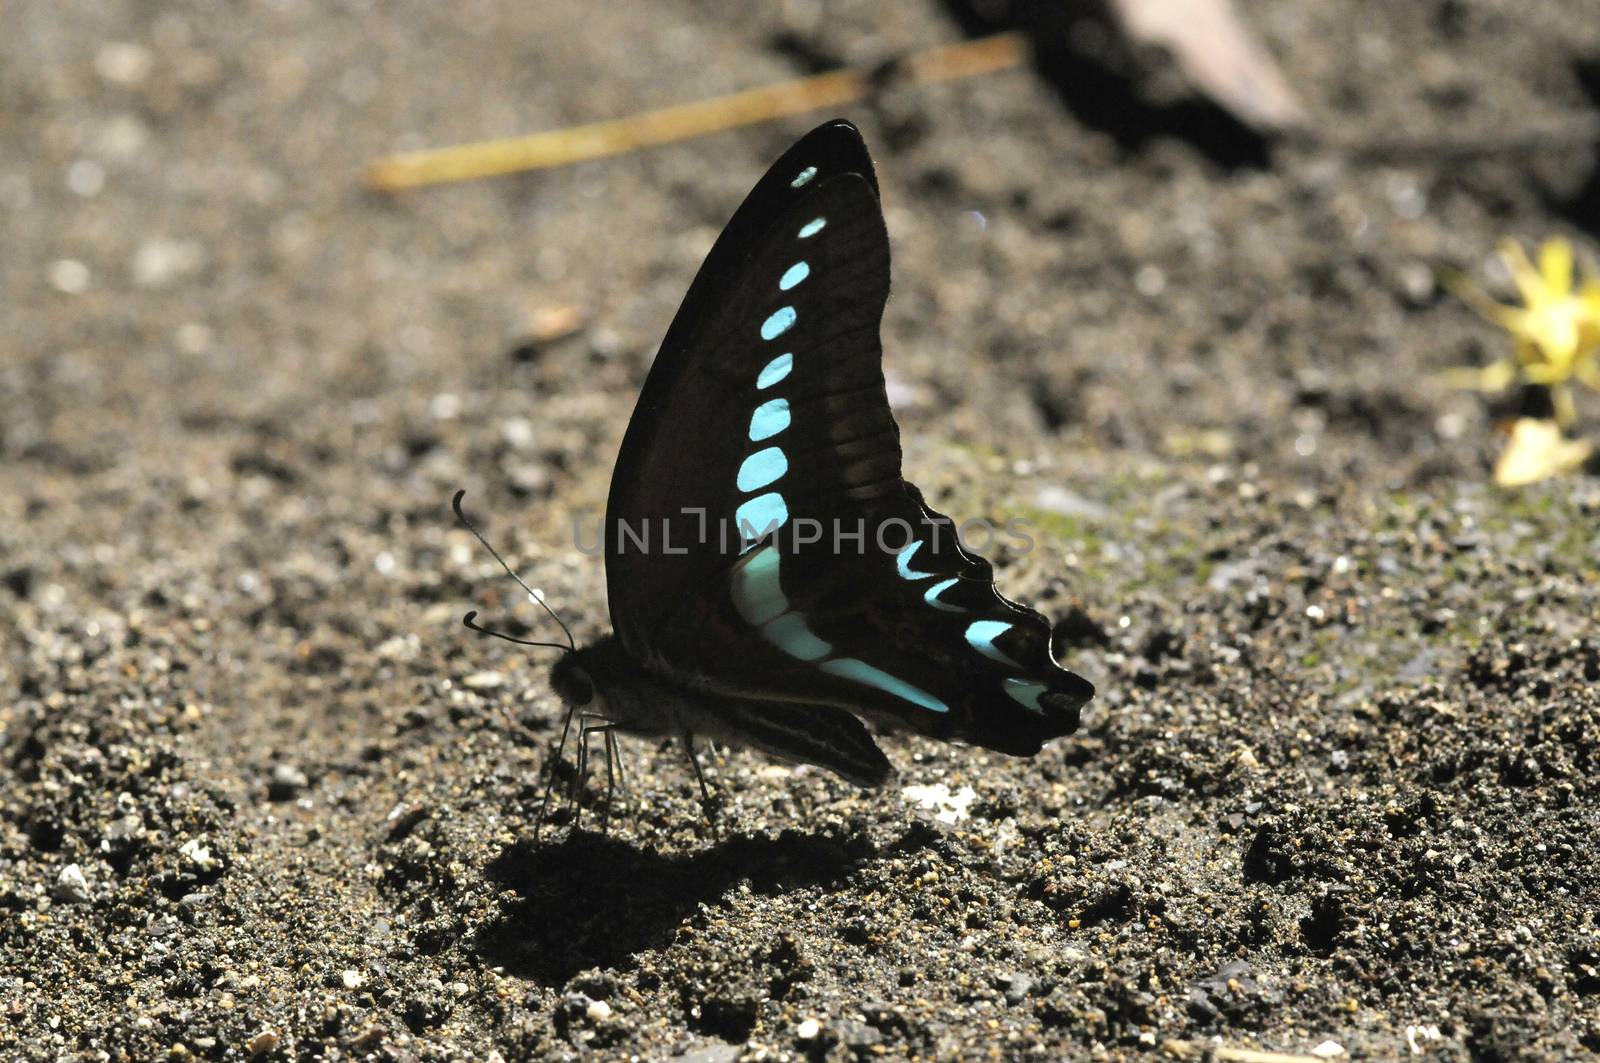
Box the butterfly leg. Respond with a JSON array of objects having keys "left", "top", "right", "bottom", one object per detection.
[
  {"left": 574, "top": 720, "right": 620, "bottom": 835},
  {"left": 601, "top": 726, "right": 632, "bottom": 832},
  {"left": 535, "top": 703, "right": 578, "bottom": 841},
  {"left": 568, "top": 713, "right": 611, "bottom": 837},
  {"left": 609, "top": 728, "right": 645, "bottom": 833},
  {"left": 682, "top": 729, "right": 721, "bottom": 833},
  {"left": 597, "top": 725, "right": 620, "bottom": 834}
]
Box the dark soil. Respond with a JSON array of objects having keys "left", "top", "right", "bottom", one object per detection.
[{"left": 5, "top": 1, "right": 1600, "bottom": 1060}]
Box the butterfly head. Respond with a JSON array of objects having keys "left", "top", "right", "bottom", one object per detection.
[{"left": 549, "top": 650, "right": 595, "bottom": 708}]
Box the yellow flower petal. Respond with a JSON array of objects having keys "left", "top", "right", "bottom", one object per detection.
[
  {"left": 1538, "top": 237, "right": 1574, "bottom": 296},
  {"left": 1493, "top": 417, "right": 1592, "bottom": 487}
]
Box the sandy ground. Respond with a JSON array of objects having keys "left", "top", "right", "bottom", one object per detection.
[{"left": 4, "top": 0, "right": 1600, "bottom": 1059}]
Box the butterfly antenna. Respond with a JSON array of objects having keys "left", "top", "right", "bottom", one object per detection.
[
  {"left": 452, "top": 489, "right": 577, "bottom": 652},
  {"left": 461, "top": 610, "right": 571, "bottom": 652}
]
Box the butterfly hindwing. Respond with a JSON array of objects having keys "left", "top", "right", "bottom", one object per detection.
[
  {"left": 605, "top": 119, "right": 1092, "bottom": 760},
  {"left": 656, "top": 481, "right": 1093, "bottom": 757}
]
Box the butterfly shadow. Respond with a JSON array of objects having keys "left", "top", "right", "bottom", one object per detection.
[{"left": 474, "top": 826, "right": 888, "bottom": 986}]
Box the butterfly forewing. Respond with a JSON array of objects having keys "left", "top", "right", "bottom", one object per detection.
[{"left": 606, "top": 122, "right": 881, "bottom": 659}]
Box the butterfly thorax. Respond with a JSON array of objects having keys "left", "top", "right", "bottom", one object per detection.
[{"left": 553, "top": 636, "right": 679, "bottom": 737}]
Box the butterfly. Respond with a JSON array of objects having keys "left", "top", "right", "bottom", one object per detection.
[{"left": 464, "top": 118, "right": 1093, "bottom": 814}]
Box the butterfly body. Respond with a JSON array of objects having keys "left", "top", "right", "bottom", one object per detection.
[
  {"left": 555, "top": 637, "right": 893, "bottom": 787},
  {"left": 549, "top": 119, "right": 1093, "bottom": 791}
]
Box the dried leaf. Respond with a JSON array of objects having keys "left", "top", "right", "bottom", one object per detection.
[{"left": 1108, "top": 0, "right": 1309, "bottom": 132}]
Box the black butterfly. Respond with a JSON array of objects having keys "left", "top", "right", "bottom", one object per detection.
[{"left": 466, "top": 119, "right": 1093, "bottom": 811}]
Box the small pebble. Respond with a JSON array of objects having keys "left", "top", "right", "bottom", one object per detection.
[
  {"left": 1134, "top": 263, "right": 1167, "bottom": 296},
  {"left": 902, "top": 782, "right": 977, "bottom": 824},
  {"left": 179, "top": 838, "right": 216, "bottom": 870},
  {"left": 796, "top": 1017, "right": 821, "bottom": 1040},
  {"left": 835, "top": 1019, "right": 882, "bottom": 1048},
  {"left": 247, "top": 1030, "right": 278, "bottom": 1057},
  {"left": 55, "top": 863, "right": 90, "bottom": 902},
  {"left": 462, "top": 671, "right": 505, "bottom": 690},
  {"left": 95, "top": 41, "right": 154, "bottom": 85},
  {"left": 132, "top": 239, "right": 204, "bottom": 288},
  {"left": 48, "top": 259, "right": 91, "bottom": 294},
  {"left": 67, "top": 160, "right": 106, "bottom": 198},
  {"left": 678, "top": 1047, "right": 740, "bottom": 1063},
  {"left": 341, "top": 969, "right": 364, "bottom": 989},
  {"left": 585, "top": 998, "right": 611, "bottom": 1021},
  {"left": 1035, "top": 484, "right": 1111, "bottom": 521},
  {"left": 1001, "top": 972, "right": 1034, "bottom": 1005},
  {"left": 1312, "top": 1041, "right": 1346, "bottom": 1058},
  {"left": 268, "top": 763, "right": 309, "bottom": 800},
  {"left": 501, "top": 417, "right": 536, "bottom": 449}
]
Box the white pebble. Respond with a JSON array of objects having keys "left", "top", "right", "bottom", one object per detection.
[
  {"left": 1312, "top": 1041, "right": 1345, "bottom": 1058},
  {"left": 48, "top": 259, "right": 91, "bottom": 294},
  {"left": 178, "top": 837, "right": 215, "bottom": 870},
  {"left": 1134, "top": 264, "right": 1167, "bottom": 297},
  {"left": 501, "top": 417, "right": 535, "bottom": 449},
  {"left": 175, "top": 322, "right": 212, "bottom": 354},
  {"left": 67, "top": 159, "right": 105, "bottom": 198},
  {"left": 585, "top": 998, "right": 611, "bottom": 1022},
  {"left": 1405, "top": 1025, "right": 1442, "bottom": 1054},
  {"left": 902, "top": 783, "right": 977, "bottom": 824},
  {"left": 462, "top": 671, "right": 504, "bottom": 690},
  {"left": 94, "top": 41, "right": 154, "bottom": 85},
  {"left": 132, "top": 238, "right": 204, "bottom": 288},
  {"left": 95, "top": 114, "right": 149, "bottom": 159},
  {"left": 341, "top": 969, "right": 364, "bottom": 989},
  {"left": 55, "top": 863, "right": 90, "bottom": 902},
  {"left": 796, "top": 1018, "right": 821, "bottom": 1040}
]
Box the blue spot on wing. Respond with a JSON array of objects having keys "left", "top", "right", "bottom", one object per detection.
[
  {"left": 965, "top": 620, "right": 1021, "bottom": 666},
  {"left": 748, "top": 398, "right": 790, "bottom": 442},
  {"left": 764, "top": 613, "right": 832, "bottom": 661},
  {"left": 1003, "top": 677, "right": 1048, "bottom": 714},
  {"left": 895, "top": 541, "right": 935, "bottom": 580},
  {"left": 736, "top": 492, "right": 788, "bottom": 544},
  {"left": 736, "top": 447, "right": 787, "bottom": 492},
  {"left": 779, "top": 261, "right": 810, "bottom": 291},
  {"left": 756, "top": 353, "right": 793, "bottom": 390},
  {"left": 923, "top": 577, "right": 965, "bottom": 612},
  {"left": 798, "top": 217, "right": 826, "bottom": 239},
  {"left": 729, "top": 548, "right": 833, "bottom": 662},
  {"left": 731, "top": 545, "right": 787, "bottom": 625},
  {"left": 821, "top": 658, "right": 948, "bottom": 713},
  {"left": 790, "top": 166, "right": 817, "bottom": 188},
  {"left": 761, "top": 307, "right": 796, "bottom": 341}
]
